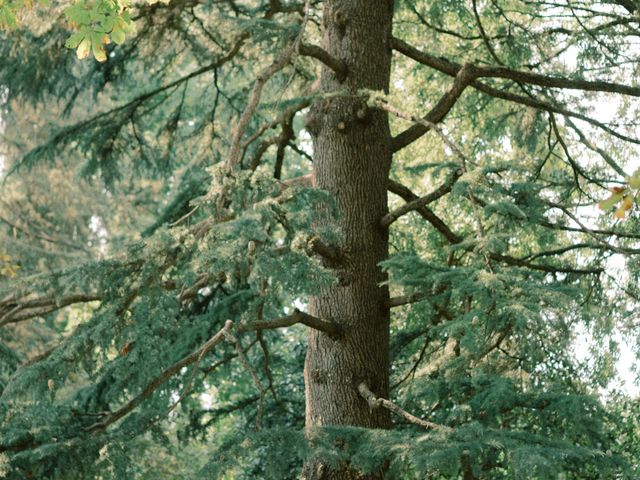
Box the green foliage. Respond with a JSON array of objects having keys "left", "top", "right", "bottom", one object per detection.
[
  {"left": 63, "top": 0, "right": 134, "bottom": 61},
  {"left": 1, "top": 0, "right": 639, "bottom": 478}
]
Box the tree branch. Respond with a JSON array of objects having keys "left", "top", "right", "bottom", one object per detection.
[
  {"left": 392, "top": 36, "right": 640, "bottom": 97},
  {"left": 14, "top": 37, "right": 247, "bottom": 174},
  {"left": 357, "top": 382, "right": 452, "bottom": 432},
  {"left": 239, "top": 308, "right": 343, "bottom": 339},
  {"left": 391, "top": 36, "right": 640, "bottom": 146},
  {"left": 391, "top": 61, "right": 477, "bottom": 152},
  {"left": 381, "top": 169, "right": 463, "bottom": 228},
  {"left": 388, "top": 180, "right": 462, "bottom": 244},
  {"left": 223, "top": 327, "right": 266, "bottom": 429},
  {"left": 387, "top": 180, "right": 604, "bottom": 275},
  {"left": 565, "top": 117, "right": 628, "bottom": 177},
  {"left": 228, "top": 2, "right": 312, "bottom": 168},
  {"left": 306, "top": 236, "right": 347, "bottom": 265},
  {"left": 298, "top": 43, "right": 348, "bottom": 81},
  {"left": 0, "top": 293, "right": 101, "bottom": 327},
  {"left": 385, "top": 291, "right": 426, "bottom": 309},
  {"left": 86, "top": 320, "right": 234, "bottom": 433}
]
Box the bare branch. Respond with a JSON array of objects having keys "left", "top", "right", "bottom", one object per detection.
[
  {"left": 306, "top": 236, "right": 347, "bottom": 265},
  {"left": 357, "top": 382, "right": 452, "bottom": 432},
  {"left": 298, "top": 43, "right": 348, "bottom": 80},
  {"left": 239, "top": 308, "right": 343, "bottom": 339}
]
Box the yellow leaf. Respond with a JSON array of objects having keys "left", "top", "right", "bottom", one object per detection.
[
  {"left": 92, "top": 41, "right": 107, "bottom": 62},
  {"left": 76, "top": 37, "right": 91, "bottom": 59},
  {"left": 614, "top": 196, "right": 633, "bottom": 218}
]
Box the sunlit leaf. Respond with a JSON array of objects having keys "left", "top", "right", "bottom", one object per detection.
[{"left": 75, "top": 36, "right": 91, "bottom": 59}]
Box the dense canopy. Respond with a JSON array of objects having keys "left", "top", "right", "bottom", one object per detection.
[{"left": 1, "top": 1, "right": 640, "bottom": 478}]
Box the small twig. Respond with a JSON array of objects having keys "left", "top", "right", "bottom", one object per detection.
[
  {"left": 357, "top": 382, "right": 452, "bottom": 432},
  {"left": 223, "top": 326, "right": 266, "bottom": 430},
  {"left": 169, "top": 205, "right": 200, "bottom": 227}
]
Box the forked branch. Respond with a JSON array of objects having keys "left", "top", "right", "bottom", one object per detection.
[
  {"left": 381, "top": 169, "right": 463, "bottom": 228},
  {"left": 391, "top": 61, "right": 478, "bottom": 152},
  {"left": 391, "top": 36, "right": 640, "bottom": 147}
]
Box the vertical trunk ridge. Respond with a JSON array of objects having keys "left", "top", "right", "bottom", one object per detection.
[{"left": 303, "top": 1, "right": 394, "bottom": 478}]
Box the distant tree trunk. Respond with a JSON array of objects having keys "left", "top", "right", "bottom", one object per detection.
[{"left": 303, "top": 1, "right": 394, "bottom": 478}]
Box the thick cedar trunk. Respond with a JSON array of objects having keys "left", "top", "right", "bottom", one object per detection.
[{"left": 303, "top": 1, "right": 394, "bottom": 478}]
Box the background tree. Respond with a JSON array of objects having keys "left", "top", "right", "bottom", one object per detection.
[{"left": 1, "top": 0, "right": 640, "bottom": 478}]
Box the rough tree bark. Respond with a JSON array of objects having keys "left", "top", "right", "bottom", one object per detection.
[{"left": 303, "top": 1, "right": 394, "bottom": 478}]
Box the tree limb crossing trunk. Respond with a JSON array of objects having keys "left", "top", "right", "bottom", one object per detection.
[{"left": 303, "top": 1, "right": 394, "bottom": 479}]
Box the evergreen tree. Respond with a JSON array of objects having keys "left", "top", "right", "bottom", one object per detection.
[{"left": 1, "top": 1, "right": 640, "bottom": 478}]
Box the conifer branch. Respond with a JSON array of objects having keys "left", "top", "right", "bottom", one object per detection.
[
  {"left": 239, "top": 309, "right": 343, "bottom": 338},
  {"left": 386, "top": 291, "right": 426, "bottom": 309},
  {"left": 388, "top": 180, "right": 461, "bottom": 244},
  {"left": 0, "top": 293, "right": 101, "bottom": 327},
  {"left": 199, "top": 395, "right": 262, "bottom": 430},
  {"left": 228, "top": 0, "right": 312, "bottom": 168},
  {"left": 391, "top": 36, "right": 640, "bottom": 147},
  {"left": 223, "top": 326, "right": 267, "bottom": 430},
  {"left": 357, "top": 382, "right": 452, "bottom": 432},
  {"left": 386, "top": 181, "right": 605, "bottom": 275},
  {"left": 391, "top": 62, "right": 478, "bottom": 152},
  {"left": 85, "top": 320, "right": 235, "bottom": 433},
  {"left": 13, "top": 37, "right": 247, "bottom": 174},
  {"left": 201, "top": 338, "right": 259, "bottom": 375},
  {"left": 564, "top": 117, "right": 628, "bottom": 177},
  {"left": 0, "top": 212, "right": 92, "bottom": 255},
  {"left": 392, "top": 36, "right": 640, "bottom": 97},
  {"left": 242, "top": 100, "right": 310, "bottom": 150},
  {"left": 227, "top": 47, "right": 296, "bottom": 168},
  {"left": 381, "top": 170, "right": 462, "bottom": 228},
  {"left": 280, "top": 172, "right": 315, "bottom": 189}
]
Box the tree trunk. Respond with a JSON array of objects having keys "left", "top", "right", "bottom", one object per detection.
[{"left": 303, "top": 1, "right": 394, "bottom": 478}]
